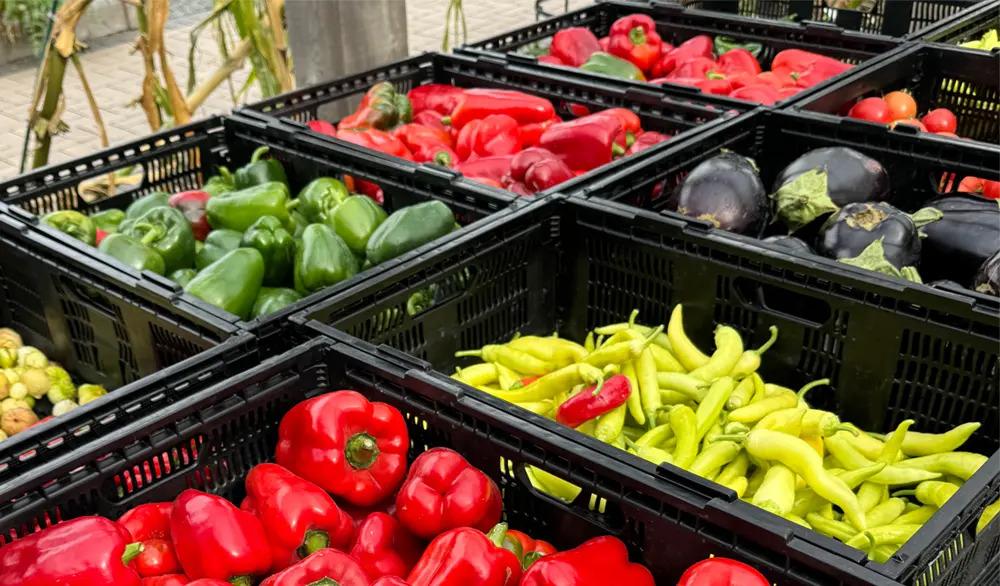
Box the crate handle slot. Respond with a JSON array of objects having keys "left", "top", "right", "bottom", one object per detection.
[
  {"left": 59, "top": 276, "right": 119, "bottom": 321},
  {"left": 732, "top": 278, "right": 832, "bottom": 328}
]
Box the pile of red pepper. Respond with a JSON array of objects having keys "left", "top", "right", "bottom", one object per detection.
[
  {"left": 306, "top": 79, "right": 670, "bottom": 195},
  {"left": 537, "top": 13, "right": 853, "bottom": 105}
]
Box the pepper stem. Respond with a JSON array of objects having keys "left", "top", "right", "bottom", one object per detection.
[
  {"left": 301, "top": 529, "right": 330, "bottom": 556},
  {"left": 249, "top": 145, "right": 270, "bottom": 164},
  {"left": 826, "top": 423, "right": 858, "bottom": 437},
  {"left": 755, "top": 326, "right": 779, "bottom": 355},
  {"left": 230, "top": 577, "right": 254, "bottom": 586},
  {"left": 454, "top": 349, "right": 484, "bottom": 358},
  {"left": 433, "top": 151, "right": 453, "bottom": 167},
  {"left": 486, "top": 522, "right": 510, "bottom": 547},
  {"left": 121, "top": 542, "right": 144, "bottom": 565},
  {"left": 628, "top": 26, "right": 647, "bottom": 46},
  {"left": 307, "top": 578, "right": 341, "bottom": 586},
  {"left": 797, "top": 378, "right": 831, "bottom": 402},
  {"left": 612, "top": 143, "right": 627, "bottom": 157},
  {"left": 441, "top": 116, "right": 452, "bottom": 125},
  {"left": 345, "top": 432, "right": 380, "bottom": 470}
]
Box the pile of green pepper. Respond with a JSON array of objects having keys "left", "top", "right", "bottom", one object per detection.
[
  {"left": 452, "top": 305, "right": 996, "bottom": 561},
  {"left": 40, "top": 147, "right": 458, "bottom": 320}
]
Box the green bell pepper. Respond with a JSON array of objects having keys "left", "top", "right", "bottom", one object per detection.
[
  {"left": 297, "top": 177, "right": 350, "bottom": 224},
  {"left": 234, "top": 146, "right": 288, "bottom": 189},
  {"left": 251, "top": 287, "right": 302, "bottom": 319},
  {"left": 122, "top": 206, "right": 196, "bottom": 274},
  {"left": 580, "top": 51, "right": 646, "bottom": 81},
  {"left": 169, "top": 268, "right": 198, "bottom": 287},
  {"left": 365, "top": 200, "right": 456, "bottom": 266},
  {"left": 98, "top": 233, "right": 166, "bottom": 275},
  {"left": 289, "top": 209, "right": 308, "bottom": 239},
  {"left": 90, "top": 209, "right": 126, "bottom": 234},
  {"left": 124, "top": 192, "right": 170, "bottom": 219},
  {"left": 205, "top": 181, "right": 291, "bottom": 232},
  {"left": 330, "top": 195, "right": 388, "bottom": 256},
  {"left": 41, "top": 211, "right": 96, "bottom": 245},
  {"left": 184, "top": 248, "right": 265, "bottom": 320},
  {"left": 294, "top": 224, "right": 359, "bottom": 295},
  {"left": 203, "top": 172, "right": 235, "bottom": 197},
  {"left": 715, "top": 36, "right": 763, "bottom": 58},
  {"left": 240, "top": 215, "right": 295, "bottom": 286},
  {"left": 196, "top": 229, "right": 244, "bottom": 270}
]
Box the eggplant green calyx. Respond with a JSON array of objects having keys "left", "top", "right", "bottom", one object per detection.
[
  {"left": 839, "top": 238, "right": 922, "bottom": 283},
  {"left": 909, "top": 206, "right": 945, "bottom": 237},
  {"left": 771, "top": 168, "right": 838, "bottom": 232}
]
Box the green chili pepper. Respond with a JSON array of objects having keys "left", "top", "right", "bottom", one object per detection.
[
  {"left": 122, "top": 206, "right": 196, "bottom": 274},
  {"left": 635, "top": 422, "right": 672, "bottom": 448},
  {"left": 41, "top": 210, "right": 97, "bottom": 245},
  {"left": 728, "top": 388, "right": 798, "bottom": 424},
  {"left": 825, "top": 432, "right": 943, "bottom": 485},
  {"left": 196, "top": 229, "right": 244, "bottom": 270},
  {"left": 690, "top": 440, "right": 741, "bottom": 478},
  {"left": 976, "top": 499, "right": 999, "bottom": 534},
  {"left": 169, "top": 268, "right": 197, "bottom": 287},
  {"left": 294, "top": 224, "right": 359, "bottom": 295},
  {"left": 719, "top": 476, "right": 748, "bottom": 498},
  {"left": 726, "top": 376, "right": 757, "bottom": 411},
  {"left": 526, "top": 466, "right": 581, "bottom": 503},
  {"left": 489, "top": 363, "right": 603, "bottom": 403},
  {"left": 330, "top": 195, "right": 388, "bottom": 256},
  {"left": 648, "top": 343, "right": 684, "bottom": 372},
  {"left": 580, "top": 51, "right": 645, "bottom": 81},
  {"left": 507, "top": 336, "right": 587, "bottom": 368},
  {"left": 669, "top": 404, "right": 698, "bottom": 469},
  {"left": 622, "top": 361, "right": 645, "bottom": 427},
  {"left": 583, "top": 326, "right": 662, "bottom": 368},
  {"left": 895, "top": 504, "right": 937, "bottom": 526},
  {"left": 695, "top": 376, "right": 735, "bottom": 440},
  {"left": 184, "top": 248, "right": 265, "bottom": 319},
  {"left": 98, "top": 233, "right": 166, "bottom": 275},
  {"left": 752, "top": 464, "right": 796, "bottom": 516},
  {"left": 90, "top": 209, "right": 125, "bottom": 234},
  {"left": 667, "top": 305, "right": 709, "bottom": 370},
  {"left": 656, "top": 372, "right": 709, "bottom": 402},
  {"left": 909, "top": 480, "right": 960, "bottom": 508},
  {"left": 801, "top": 409, "right": 854, "bottom": 438},
  {"left": 633, "top": 444, "right": 673, "bottom": 466},
  {"left": 846, "top": 524, "right": 921, "bottom": 549},
  {"left": 895, "top": 452, "right": 987, "bottom": 481},
  {"left": 843, "top": 423, "right": 887, "bottom": 460},
  {"left": 867, "top": 497, "right": 907, "bottom": 528},
  {"left": 251, "top": 287, "right": 302, "bottom": 319},
  {"left": 806, "top": 513, "right": 859, "bottom": 543},
  {"left": 453, "top": 363, "right": 498, "bottom": 387},
  {"left": 365, "top": 200, "right": 456, "bottom": 266},
  {"left": 755, "top": 407, "right": 806, "bottom": 435},
  {"left": 714, "top": 35, "right": 763, "bottom": 58},
  {"left": 124, "top": 192, "right": 169, "bottom": 219},
  {"left": 240, "top": 215, "right": 295, "bottom": 286},
  {"left": 456, "top": 345, "right": 553, "bottom": 376},
  {"left": 636, "top": 346, "right": 660, "bottom": 428},
  {"left": 297, "top": 177, "right": 350, "bottom": 224},
  {"left": 689, "top": 326, "right": 743, "bottom": 382},
  {"left": 595, "top": 402, "right": 627, "bottom": 443},
  {"left": 729, "top": 326, "right": 778, "bottom": 378},
  {"left": 234, "top": 146, "right": 288, "bottom": 189},
  {"left": 898, "top": 422, "right": 981, "bottom": 457},
  {"left": 791, "top": 464, "right": 886, "bottom": 518}
]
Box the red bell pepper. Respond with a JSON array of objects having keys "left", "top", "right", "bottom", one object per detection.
[
  {"left": 794, "top": 58, "right": 852, "bottom": 89},
  {"left": 538, "top": 54, "right": 565, "bottom": 66},
  {"left": 456, "top": 154, "right": 515, "bottom": 185},
  {"left": 395, "top": 447, "right": 503, "bottom": 539},
  {"left": 556, "top": 374, "right": 632, "bottom": 428},
  {"left": 677, "top": 557, "right": 770, "bottom": 586},
  {"left": 520, "top": 117, "right": 560, "bottom": 147},
  {"left": 550, "top": 27, "right": 602, "bottom": 67},
  {"left": 751, "top": 70, "right": 793, "bottom": 90},
  {"left": 503, "top": 529, "right": 556, "bottom": 569},
  {"left": 275, "top": 390, "right": 410, "bottom": 507},
  {"left": 650, "top": 35, "right": 713, "bottom": 78},
  {"left": 349, "top": 511, "right": 424, "bottom": 580},
  {"left": 455, "top": 114, "right": 523, "bottom": 159},
  {"left": 373, "top": 577, "right": 411, "bottom": 586},
  {"left": 0, "top": 516, "right": 143, "bottom": 586},
  {"left": 407, "top": 84, "right": 465, "bottom": 116},
  {"left": 729, "top": 84, "right": 781, "bottom": 105},
  {"left": 337, "top": 128, "right": 415, "bottom": 161},
  {"left": 667, "top": 56, "right": 718, "bottom": 80},
  {"left": 445, "top": 89, "right": 556, "bottom": 129},
  {"left": 771, "top": 48, "right": 825, "bottom": 73},
  {"left": 717, "top": 48, "right": 762, "bottom": 77},
  {"left": 654, "top": 75, "right": 733, "bottom": 96},
  {"left": 132, "top": 539, "right": 181, "bottom": 577},
  {"left": 520, "top": 536, "right": 654, "bottom": 586},
  {"left": 598, "top": 36, "right": 610, "bottom": 51},
  {"left": 594, "top": 107, "right": 642, "bottom": 146},
  {"left": 503, "top": 178, "right": 533, "bottom": 196},
  {"left": 242, "top": 463, "right": 355, "bottom": 571},
  {"left": 260, "top": 549, "right": 370, "bottom": 586},
  {"left": 308, "top": 119, "right": 337, "bottom": 136},
  {"left": 607, "top": 14, "right": 663, "bottom": 72},
  {"left": 393, "top": 123, "right": 458, "bottom": 167},
  {"left": 539, "top": 113, "right": 627, "bottom": 172},
  {"left": 339, "top": 81, "right": 412, "bottom": 131},
  {"left": 120, "top": 502, "right": 173, "bottom": 541},
  {"left": 168, "top": 190, "right": 211, "bottom": 241},
  {"left": 344, "top": 175, "right": 385, "bottom": 205},
  {"left": 508, "top": 148, "right": 574, "bottom": 193},
  {"left": 406, "top": 524, "right": 522, "bottom": 586},
  {"left": 187, "top": 581, "right": 231, "bottom": 586},
  {"left": 959, "top": 176, "right": 1000, "bottom": 199},
  {"left": 141, "top": 575, "right": 190, "bottom": 586},
  {"left": 413, "top": 110, "right": 451, "bottom": 134},
  {"left": 627, "top": 130, "right": 671, "bottom": 155},
  {"left": 170, "top": 489, "right": 272, "bottom": 584},
  {"left": 96, "top": 228, "right": 109, "bottom": 245}
]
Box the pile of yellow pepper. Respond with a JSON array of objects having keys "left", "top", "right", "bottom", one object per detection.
[{"left": 452, "top": 305, "right": 997, "bottom": 562}]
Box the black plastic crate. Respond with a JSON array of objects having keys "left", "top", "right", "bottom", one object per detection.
[
  {"left": 792, "top": 42, "right": 1000, "bottom": 144},
  {"left": 459, "top": 0, "right": 901, "bottom": 109},
  {"left": 572, "top": 108, "right": 1000, "bottom": 305},
  {"left": 291, "top": 195, "right": 999, "bottom": 585},
  {"left": 0, "top": 114, "right": 516, "bottom": 352},
  {"left": 910, "top": 0, "right": 1000, "bottom": 44},
  {"left": 682, "top": 0, "right": 980, "bottom": 37},
  {"left": 239, "top": 51, "right": 737, "bottom": 197}
]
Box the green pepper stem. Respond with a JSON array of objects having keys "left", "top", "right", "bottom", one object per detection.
[
  {"left": 826, "top": 423, "right": 858, "bottom": 437},
  {"left": 345, "top": 432, "right": 380, "bottom": 470},
  {"left": 487, "top": 522, "right": 510, "bottom": 547},
  {"left": 612, "top": 143, "right": 627, "bottom": 157},
  {"left": 121, "top": 542, "right": 144, "bottom": 565},
  {"left": 454, "top": 350, "right": 484, "bottom": 358},
  {"left": 710, "top": 433, "right": 747, "bottom": 444},
  {"left": 756, "top": 326, "right": 779, "bottom": 355},
  {"left": 441, "top": 116, "right": 452, "bottom": 125},
  {"left": 249, "top": 145, "right": 270, "bottom": 164},
  {"left": 627, "top": 308, "right": 639, "bottom": 328},
  {"left": 301, "top": 529, "right": 330, "bottom": 556},
  {"left": 628, "top": 26, "right": 647, "bottom": 46},
  {"left": 797, "top": 378, "right": 831, "bottom": 401},
  {"left": 306, "top": 579, "right": 340, "bottom": 586},
  {"left": 230, "top": 576, "right": 254, "bottom": 586}
]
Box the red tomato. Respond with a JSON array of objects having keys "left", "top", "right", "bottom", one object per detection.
[
  {"left": 922, "top": 108, "right": 958, "bottom": 133},
  {"left": 848, "top": 97, "right": 891, "bottom": 124},
  {"left": 889, "top": 119, "right": 926, "bottom": 131},
  {"left": 935, "top": 131, "right": 958, "bottom": 137},
  {"left": 884, "top": 91, "right": 917, "bottom": 121}
]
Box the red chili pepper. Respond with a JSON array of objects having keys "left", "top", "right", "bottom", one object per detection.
[
  {"left": 307, "top": 119, "right": 338, "bottom": 136},
  {"left": 168, "top": 190, "right": 211, "bottom": 241},
  {"left": 0, "top": 516, "right": 143, "bottom": 586},
  {"left": 406, "top": 524, "right": 522, "bottom": 586},
  {"left": 520, "top": 536, "right": 654, "bottom": 586},
  {"left": 550, "top": 27, "right": 602, "bottom": 67},
  {"left": 170, "top": 489, "right": 272, "bottom": 583},
  {"left": 539, "top": 113, "right": 627, "bottom": 172},
  {"left": 677, "top": 557, "right": 770, "bottom": 586},
  {"left": 538, "top": 54, "right": 566, "bottom": 66},
  {"left": 503, "top": 529, "right": 556, "bottom": 569},
  {"left": 407, "top": 84, "right": 466, "bottom": 115},
  {"left": 650, "top": 35, "right": 713, "bottom": 78},
  {"left": 456, "top": 154, "right": 515, "bottom": 184},
  {"left": 667, "top": 56, "right": 718, "bottom": 80},
  {"left": 242, "top": 463, "right": 355, "bottom": 571},
  {"left": 260, "top": 549, "right": 370, "bottom": 586},
  {"left": 520, "top": 117, "right": 560, "bottom": 147},
  {"left": 445, "top": 89, "right": 556, "bottom": 129},
  {"left": 275, "top": 390, "right": 410, "bottom": 507},
  {"left": 556, "top": 374, "right": 631, "bottom": 428},
  {"left": 717, "top": 48, "right": 762, "bottom": 77},
  {"left": 959, "top": 176, "right": 1000, "bottom": 199},
  {"left": 455, "top": 114, "right": 523, "bottom": 160},
  {"left": 393, "top": 123, "right": 458, "bottom": 166},
  {"left": 729, "top": 84, "right": 781, "bottom": 105},
  {"left": 337, "top": 128, "right": 415, "bottom": 161},
  {"left": 141, "top": 575, "right": 190, "bottom": 586},
  {"left": 395, "top": 447, "right": 503, "bottom": 539},
  {"left": 349, "top": 512, "right": 423, "bottom": 580},
  {"left": 607, "top": 14, "right": 664, "bottom": 72}
]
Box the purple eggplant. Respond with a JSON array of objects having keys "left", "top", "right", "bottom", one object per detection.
[
  {"left": 974, "top": 250, "right": 1000, "bottom": 296},
  {"left": 762, "top": 235, "right": 813, "bottom": 256},
  {"left": 771, "top": 147, "right": 890, "bottom": 232},
  {"left": 668, "top": 152, "right": 767, "bottom": 235},
  {"left": 818, "top": 202, "right": 923, "bottom": 269},
  {"left": 920, "top": 196, "right": 1000, "bottom": 286}
]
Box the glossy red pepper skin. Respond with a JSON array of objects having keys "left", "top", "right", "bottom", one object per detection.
[
  {"left": 412, "top": 110, "right": 451, "bottom": 133},
  {"left": 168, "top": 190, "right": 211, "bottom": 241},
  {"left": 651, "top": 35, "right": 713, "bottom": 78},
  {"left": 959, "top": 176, "right": 1000, "bottom": 199},
  {"left": 503, "top": 529, "right": 556, "bottom": 569},
  {"left": 242, "top": 463, "right": 355, "bottom": 571},
  {"left": 456, "top": 155, "right": 515, "bottom": 184},
  {"left": 550, "top": 27, "right": 602, "bottom": 67},
  {"left": 524, "top": 158, "right": 575, "bottom": 192},
  {"left": 520, "top": 117, "right": 560, "bottom": 147},
  {"left": 446, "top": 89, "right": 557, "bottom": 129},
  {"left": 510, "top": 148, "right": 558, "bottom": 182},
  {"left": 556, "top": 374, "right": 631, "bottom": 428},
  {"left": 406, "top": 524, "right": 522, "bottom": 586},
  {"left": 373, "top": 577, "right": 411, "bottom": 586},
  {"left": 717, "top": 48, "right": 762, "bottom": 77},
  {"left": 538, "top": 54, "right": 565, "bottom": 66},
  {"left": 349, "top": 511, "right": 424, "bottom": 580},
  {"left": 667, "top": 56, "right": 718, "bottom": 80},
  {"left": 120, "top": 502, "right": 173, "bottom": 540},
  {"left": 395, "top": 447, "right": 503, "bottom": 539},
  {"left": 455, "top": 114, "right": 523, "bottom": 159},
  {"left": 607, "top": 14, "right": 664, "bottom": 72},
  {"left": 0, "top": 516, "right": 143, "bottom": 586},
  {"left": 186, "top": 581, "right": 231, "bottom": 586},
  {"left": 337, "top": 128, "right": 415, "bottom": 161},
  {"left": 408, "top": 84, "right": 466, "bottom": 115},
  {"left": 141, "top": 574, "right": 190, "bottom": 586},
  {"left": 260, "top": 549, "right": 370, "bottom": 586},
  {"left": 677, "top": 557, "right": 770, "bottom": 586},
  {"left": 520, "top": 536, "right": 654, "bottom": 586},
  {"left": 627, "top": 131, "right": 671, "bottom": 155},
  {"left": 276, "top": 390, "right": 410, "bottom": 507},
  {"left": 539, "top": 113, "right": 626, "bottom": 172},
  {"left": 794, "top": 58, "right": 852, "bottom": 89},
  {"left": 308, "top": 119, "right": 338, "bottom": 136},
  {"left": 133, "top": 538, "right": 181, "bottom": 577},
  {"left": 170, "top": 489, "right": 272, "bottom": 583},
  {"left": 393, "top": 123, "right": 458, "bottom": 166},
  {"left": 729, "top": 84, "right": 781, "bottom": 105},
  {"left": 655, "top": 75, "right": 733, "bottom": 96}
]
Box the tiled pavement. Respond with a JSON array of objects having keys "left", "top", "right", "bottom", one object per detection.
[{"left": 0, "top": 0, "right": 589, "bottom": 180}]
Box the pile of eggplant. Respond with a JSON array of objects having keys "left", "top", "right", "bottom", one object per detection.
[{"left": 667, "top": 146, "right": 1000, "bottom": 295}]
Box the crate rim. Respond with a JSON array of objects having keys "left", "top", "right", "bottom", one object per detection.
[{"left": 906, "top": 0, "right": 1000, "bottom": 42}]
